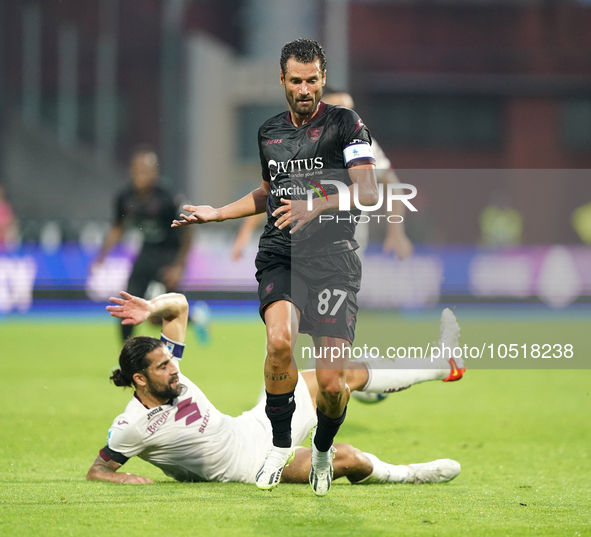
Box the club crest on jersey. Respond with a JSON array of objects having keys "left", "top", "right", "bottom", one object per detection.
[{"left": 306, "top": 126, "right": 324, "bottom": 142}]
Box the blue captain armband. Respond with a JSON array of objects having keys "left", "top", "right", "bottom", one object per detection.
[{"left": 160, "top": 334, "right": 185, "bottom": 359}]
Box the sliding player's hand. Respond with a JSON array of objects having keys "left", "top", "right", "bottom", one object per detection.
[
  {"left": 107, "top": 291, "right": 152, "bottom": 326},
  {"left": 119, "top": 474, "right": 154, "bottom": 484},
  {"left": 172, "top": 205, "right": 221, "bottom": 227},
  {"left": 273, "top": 198, "right": 316, "bottom": 234}
]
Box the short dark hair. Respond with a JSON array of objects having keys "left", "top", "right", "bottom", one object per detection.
[
  {"left": 280, "top": 39, "right": 327, "bottom": 74},
  {"left": 110, "top": 336, "right": 163, "bottom": 388}
]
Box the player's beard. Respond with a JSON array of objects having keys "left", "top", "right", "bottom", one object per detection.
[
  {"left": 146, "top": 375, "right": 182, "bottom": 401},
  {"left": 286, "top": 90, "right": 322, "bottom": 118}
]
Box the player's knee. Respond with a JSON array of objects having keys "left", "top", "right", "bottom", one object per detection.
[
  {"left": 318, "top": 375, "right": 347, "bottom": 399},
  {"left": 319, "top": 381, "right": 347, "bottom": 399},
  {"left": 266, "top": 330, "right": 292, "bottom": 364},
  {"left": 335, "top": 443, "right": 355, "bottom": 461},
  {"left": 334, "top": 444, "right": 370, "bottom": 478},
  {"left": 349, "top": 447, "right": 369, "bottom": 469}
]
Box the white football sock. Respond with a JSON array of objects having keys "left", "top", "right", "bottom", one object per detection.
[
  {"left": 355, "top": 452, "right": 412, "bottom": 484},
  {"left": 360, "top": 355, "right": 449, "bottom": 394}
]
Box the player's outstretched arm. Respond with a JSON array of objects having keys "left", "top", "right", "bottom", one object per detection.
[
  {"left": 86, "top": 454, "right": 153, "bottom": 484},
  {"left": 107, "top": 291, "right": 189, "bottom": 344},
  {"left": 172, "top": 181, "right": 269, "bottom": 228}
]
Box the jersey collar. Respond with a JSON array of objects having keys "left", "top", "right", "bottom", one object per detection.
[
  {"left": 285, "top": 101, "right": 327, "bottom": 127},
  {"left": 133, "top": 391, "right": 174, "bottom": 410}
]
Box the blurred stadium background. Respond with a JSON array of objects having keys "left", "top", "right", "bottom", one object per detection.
[
  {"left": 2, "top": 6, "right": 591, "bottom": 534},
  {"left": 1, "top": 0, "right": 591, "bottom": 315}
]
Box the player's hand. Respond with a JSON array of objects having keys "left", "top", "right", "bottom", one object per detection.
[
  {"left": 119, "top": 473, "right": 154, "bottom": 484},
  {"left": 172, "top": 205, "right": 221, "bottom": 227},
  {"left": 107, "top": 291, "right": 152, "bottom": 326},
  {"left": 272, "top": 199, "right": 317, "bottom": 234},
  {"left": 382, "top": 232, "right": 414, "bottom": 259},
  {"left": 231, "top": 235, "right": 248, "bottom": 260}
]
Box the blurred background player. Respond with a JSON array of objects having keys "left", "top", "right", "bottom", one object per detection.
[
  {"left": 93, "top": 145, "right": 192, "bottom": 341},
  {"left": 571, "top": 199, "right": 591, "bottom": 246},
  {"left": 322, "top": 89, "right": 413, "bottom": 259},
  {"left": 231, "top": 88, "right": 413, "bottom": 261},
  {"left": 87, "top": 290, "right": 461, "bottom": 486},
  {"left": 479, "top": 190, "right": 523, "bottom": 247},
  {"left": 0, "top": 183, "right": 19, "bottom": 250}
]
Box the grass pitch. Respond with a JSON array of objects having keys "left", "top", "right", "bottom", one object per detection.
[{"left": 1, "top": 309, "right": 590, "bottom": 536}]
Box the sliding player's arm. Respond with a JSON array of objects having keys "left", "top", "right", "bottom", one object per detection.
[
  {"left": 86, "top": 453, "right": 153, "bottom": 484},
  {"left": 107, "top": 291, "right": 189, "bottom": 343},
  {"left": 90, "top": 292, "right": 190, "bottom": 484},
  {"left": 172, "top": 181, "right": 269, "bottom": 227}
]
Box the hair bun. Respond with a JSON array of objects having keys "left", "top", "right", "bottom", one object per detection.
[{"left": 110, "top": 368, "right": 131, "bottom": 387}]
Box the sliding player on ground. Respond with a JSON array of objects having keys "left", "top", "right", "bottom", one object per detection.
[{"left": 87, "top": 291, "right": 462, "bottom": 486}]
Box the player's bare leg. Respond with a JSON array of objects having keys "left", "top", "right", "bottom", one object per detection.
[
  {"left": 282, "top": 445, "right": 372, "bottom": 483},
  {"left": 314, "top": 339, "right": 350, "bottom": 418},
  {"left": 282, "top": 446, "right": 461, "bottom": 485},
  {"left": 301, "top": 350, "right": 462, "bottom": 405},
  {"left": 256, "top": 300, "right": 300, "bottom": 491},
  {"left": 263, "top": 300, "right": 300, "bottom": 394},
  {"left": 301, "top": 363, "right": 419, "bottom": 399},
  {"left": 300, "top": 370, "right": 319, "bottom": 410},
  {"left": 351, "top": 308, "right": 465, "bottom": 402},
  {"left": 307, "top": 336, "right": 350, "bottom": 496}
]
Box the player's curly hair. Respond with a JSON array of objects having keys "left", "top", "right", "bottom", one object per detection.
[
  {"left": 280, "top": 38, "right": 327, "bottom": 74},
  {"left": 110, "top": 336, "right": 163, "bottom": 388}
]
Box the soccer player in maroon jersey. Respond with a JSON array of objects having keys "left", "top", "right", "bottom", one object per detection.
[{"left": 173, "top": 39, "right": 389, "bottom": 495}]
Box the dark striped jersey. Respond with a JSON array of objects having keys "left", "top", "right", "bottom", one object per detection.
[{"left": 114, "top": 185, "right": 181, "bottom": 252}]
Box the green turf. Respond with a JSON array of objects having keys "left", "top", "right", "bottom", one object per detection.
[{"left": 1, "top": 314, "right": 590, "bottom": 536}]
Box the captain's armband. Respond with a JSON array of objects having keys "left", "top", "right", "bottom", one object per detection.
[
  {"left": 343, "top": 141, "right": 375, "bottom": 168},
  {"left": 160, "top": 334, "right": 185, "bottom": 360}
]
